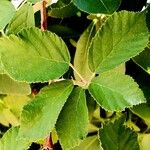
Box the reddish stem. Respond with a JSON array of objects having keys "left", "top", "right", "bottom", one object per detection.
[
  {"left": 40, "top": 135, "right": 54, "bottom": 150},
  {"left": 40, "top": 1, "right": 54, "bottom": 149},
  {"left": 40, "top": 0, "right": 47, "bottom": 31}
]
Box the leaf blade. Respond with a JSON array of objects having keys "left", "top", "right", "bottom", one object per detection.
[
  {"left": 0, "top": 27, "right": 70, "bottom": 82},
  {"left": 0, "top": 0, "right": 15, "bottom": 30},
  {"left": 74, "top": 23, "right": 95, "bottom": 81},
  {"left": 18, "top": 80, "right": 73, "bottom": 142},
  {"left": 6, "top": 3, "right": 35, "bottom": 35},
  {"left": 88, "top": 11, "right": 149, "bottom": 73},
  {"left": 73, "top": 0, "right": 121, "bottom": 14},
  {"left": 72, "top": 135, "right": 102, "bottom": 150},
  {"left": 0, "top": 127, "right": 30, "bottom": 150},
  {"left": 89, "top": 72, "right": 145, "bottom": 111},
  {"left": 0, "top": 74, "right": 31, "bottom": 95},
  {"left": 99, "top": 118, "right": 140, "bottom": 150},
  {"left": 56, "top": 87, "right": 89, "bottom": 149}
]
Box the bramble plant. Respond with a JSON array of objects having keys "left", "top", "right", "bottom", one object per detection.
[{"left": 0, "top": 0, "right": 150, "bottom": 149}]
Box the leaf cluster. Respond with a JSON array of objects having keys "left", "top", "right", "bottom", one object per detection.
[{"left": 0, "top": 0, "right": 150, "bottom": 149}]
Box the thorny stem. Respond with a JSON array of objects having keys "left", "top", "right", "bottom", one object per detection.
[{"left": 40, "top": 0, "right": 47, "bottom": 31}]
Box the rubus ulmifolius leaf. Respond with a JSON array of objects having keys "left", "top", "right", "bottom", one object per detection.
[
  {"left": 56, "top": 87, "right": 88, "bottom": 149},
  {"left": 88, "top": 11, "right": 149, "bottom": 74},
  {"left": 88, "top": 71, "right": 146, "bottom": 111},
  {"left": 0, "top": 0, "right": 15, "bottom": 30},
  {"left": 0, "top": 127, "right": 30, "bottom": 150},
  {"left": 0, "top": 27, "right": 70, "bottom": 83},
  {"left": 74, "top": 22, "right": 96, "bottom": 81},
  {"left": 72, "top": 135, "right": 102, "bottom": 150},
  {"left": 0, "top": 74, "right": 31, "bottom": 95},
  {"left": 48, "top": 0, "right": 78, "bottom": 18},
  {"left": 133, "top": 47, "right": 150, "bottom": 75},
  {"left": 6, "top": 3, "right": 35, "bottom": 35},
  {"left": 0, "top": 95, "right": 30, "bottom": 126},
  {"left": 73, "top": 0, "right": 121, "bottom": 14},
  {"left": 71, "top": 135, "right": 103, "bottom": 150},
  {"left": 99, "top": 117, "right": 140, "bottom": 150},
  {"left": 18, "top": 80, "right": 73, "bottom": 142}
]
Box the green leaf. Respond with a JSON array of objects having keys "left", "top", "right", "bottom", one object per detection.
[
  {"left": 0, "top": 74, "right": 31, "bottom": 95},
  {"left": 56, "top": 87, "right": 88, "bottom": 149},
  {"left": 19, "top": 80, "right": 73, "bottom": 142},
  {"left": 73, "top": 0, "right": 121, "bottom": 14},
  {"left": 0, "top": 108, "right": 19, "bottom": 126},
  {"left": 74, "top": 23, "right": 96, "bottom": 81},
  {"left": 28, "top": 0, "right": 40, "bottom": 4},
  {"left": 6, "top": 3, "right": 35, "bottom": 35},
  {"left": 0, "top": 127, "right": 30, "bottom": 150},
  {"left": 88, "top": 72, "right": 145, "bottom": 111},
  {"left": 138, "top": 134, "right": 150, "bottom": 150},
  {"left": 3, "top": 96, "right": 30, "bottom": 119},
  {"left": 99, "top": 118, "right": 140, "bottom": 150},
  {"left": 48, "top": 0, "right": 78, "bottom": 18},
  {"left": 133, "top": 47, "right": 150, "bottom": 74},
  {"left": 86, "top": 91, "right": 97, "bottom": 121},
  {"left": 0, "top": 27, "right": 70, "bottom": 82},
  {"left": 0, "top": 96, "right": 30, "bottom": 126},
  {"left": 72, "top": 135, "right": 102, "bottom": 150},
  {"left": 107, "top": 63, "right": 125, "bottom": 74},
  {"left": 0, "top": 0, "right": 15, "bottom": 30},
  {"left": 146, "top": 4, "right": 150, "bottom": 32},
  {"left": 88, "top": 11, "right": 149, "bottom": 73},
  {"left": 131, "top": 103, "right": 150, "bottom": 128}
]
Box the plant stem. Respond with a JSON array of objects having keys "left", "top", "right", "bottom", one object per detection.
[
  {"left": 33, "top": 0, "right": 50, "bottom": 13},
  {"left": 40, "top": 0, "right": 47, "bottom": 31},
  {"left": 40, "top": 1, "right": 54, "bottom": 149},
  {"left": 69, "top": 63, "right": 87, "bottom": 84},
  {"left": 40, "top": 135, "right": 54, "bottom": 150}
]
